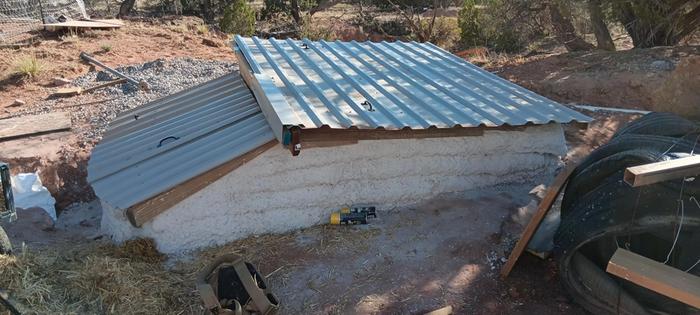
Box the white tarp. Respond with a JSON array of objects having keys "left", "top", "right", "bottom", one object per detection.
[{"left": 11, "top": 172, "right": 56, "bottom": 221}]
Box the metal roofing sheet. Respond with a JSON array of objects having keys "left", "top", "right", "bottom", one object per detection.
[
  {"left": 88, "top": 73, "right": 275, "bottom": 210},
  {"left": 234, "top": 35, "right": 591, "bottom": 135}
]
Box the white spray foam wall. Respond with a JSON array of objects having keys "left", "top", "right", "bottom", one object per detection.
[{"left": 101, "top": 124, "right": 568, "bottom": 253}]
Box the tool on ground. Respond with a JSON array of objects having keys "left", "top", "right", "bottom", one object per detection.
[
  {"left": 79, "top": 52, "right": 149, "bottom": 91},
  {"left": 0, "top": 162, "right": 15, "bottom": 255},
  {"left": 53, "top": 78, "right": 127, "bottom": 97},
  {"left": 330, "top": 204, "right": 377, "bottom": 225},
  {"left": 196, "top": 254, "right": 279, "bottom": 315}
]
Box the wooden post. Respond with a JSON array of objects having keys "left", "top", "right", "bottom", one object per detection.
[
  {"left": 607, "top": 248, "right": 700, "bottom": 308},
  {"left": 500, "top": 163, "right": 577, "bottom": 278},
  {"left": 624, "top": 155, "right": 700, "bottom": 187}
]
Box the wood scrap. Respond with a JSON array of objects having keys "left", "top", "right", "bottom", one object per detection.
[
  {"left": 43, "top": 20, "right": 122, "bottom": 31},
  {"left": 424, "top": 305, "right": 453, "bottom": 315},
  {"left": 500, "top": 162, "right": 578, "bottom": 278},
  {"left": 0, "top": 112, "right": 71, "bottom": 141},
  {"left": 53, "top": 79, "right": 127, "bottom": 97},
  {"left": 624, "top": 155, "right": 700, "bottom": 187},
  {"left": 80, "top": 52, "right": 149, "bottom": 91},
  {"left": 606, "top": 248, "right": 700, "bottom": 308}
]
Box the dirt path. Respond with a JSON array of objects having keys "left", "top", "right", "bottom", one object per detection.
[{"left": 188, "top": 190, "right": 585, "bottom": 315}]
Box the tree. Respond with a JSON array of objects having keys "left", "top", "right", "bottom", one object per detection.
[
  {"left": 588, "top": 0, "right": 615, "bottom": 50},
  {"left": 220, "top": 0, "right": 255, "bottom": 35},
  {"left": 118, "top": 0, "right": 136, "bottom": 17},
  {"left": 548, "top": 0, "right": 594, "bottom": 51},
  {"left": 610, "top": 0, "right": 699, "bottom": 48}
]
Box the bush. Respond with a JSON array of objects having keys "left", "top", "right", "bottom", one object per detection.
[
  {"left": 219, "top": 0, "right": 255, "bottom": 35},
  {"left": 299, "top": 15, "right": 336, "bottom": 40},
  {"left": 458, "top": 0, "right": 525, "bottom": 53}
]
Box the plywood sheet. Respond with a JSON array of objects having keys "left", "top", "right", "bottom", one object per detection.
[{"left": 0, "top": 112, "right": 71, "bottom": 141}]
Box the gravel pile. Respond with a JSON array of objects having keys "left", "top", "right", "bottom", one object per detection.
[{"left": 15, "top": 58, "right": 236, "bottom": 145}]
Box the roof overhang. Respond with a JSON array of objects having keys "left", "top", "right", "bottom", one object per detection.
[{"left": 233, "top": 35, "right": 591, "bottom": 155}]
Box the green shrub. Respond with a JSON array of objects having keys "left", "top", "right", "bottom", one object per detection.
[
  {"left": 220, "top": 0, "right": 255, "bottom": 35},
  {"left": 458, "top": 0, "right": 524, "bottom": 53},
  {"left": 100, "top": 43, "right": 112, "bottom": 52},
  {"left": 299, "top": 15, "right": 336, "bottom": 40}
]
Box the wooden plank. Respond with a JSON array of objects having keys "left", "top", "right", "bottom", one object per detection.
[
  {"left": 87, "top": 19, "right": 124, "bottom": 26},
  {"left": 0, "top": 112, "right": 71, "bottom": 141},
  {"left": 424, "top": 305, "right": 453, "bottom": 315},
  {"left": 54, "top": 78, "right": 127, "bottom": 97},
  {"left": 299, "top": 126, "right": 486, "bottom": 144},
  {"left": 606, "top": 248, "right": 700, "bottom": 309},
  {"left": 624, "top": 155, "right": 700, "bottom": 187},
  {"left": 43, "top": 20, "right": 122, "bottom": 30},
  {"left": 126, "top": 140, "right": 278, "bottom": 227},
  {"left": 500, "top": 162, "right": 578, "bottom": 278}
]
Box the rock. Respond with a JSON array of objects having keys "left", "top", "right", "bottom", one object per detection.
[
  {"left": 529, "top": 184, "right": 547, "bottom": 202},
  {"left": 202, "top": 38, "right": 222, "bottom": 48},
  {"left": 53, "top": 77, "right": 71, "bottom": 86},
  {"left": 651, "top": 59, "right": 675, "bottom": 71},
  {"left": 10, "top": 99, "right": 25, "bottom": 107},
  {"left": 511, "top": 199, "right": 539, "bottom": 227}
]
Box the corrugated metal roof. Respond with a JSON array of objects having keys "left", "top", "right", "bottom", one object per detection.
[
  {"left": 234, "top": 35, "right": 591, "bottom": 136},
  {"left": 88, "top": 73, "right": 275, "bottom": 210}
]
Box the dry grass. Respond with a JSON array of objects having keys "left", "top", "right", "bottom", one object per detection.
[
  {"left": 12, "top": 55, "right": 44, "bottom": 80},
  {"left": 0, "top": 223, "right": 382, "bottom": 314},
  {"left": 100, "top": 43, "right": 113, "bottom": 53},
  {"left": 196, "top": 24, "right": 209, "bottom": 35},
  {"left": 0, "top": 239, "right": 200, "bottom": 314}
]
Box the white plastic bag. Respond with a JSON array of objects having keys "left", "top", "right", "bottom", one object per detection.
[{"left": 11, "top": 173, "right": 57, "bottom": 222}]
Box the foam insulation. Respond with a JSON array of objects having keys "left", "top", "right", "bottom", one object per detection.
[{"left": 100, "top": 123, "right": 568, "bottom": 253}]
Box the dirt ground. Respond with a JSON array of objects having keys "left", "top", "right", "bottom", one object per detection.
[
  {"left": 0, "top": 14, "right": 694, "bottom": 315},
  {"left": 1, "top": 189, "right": 590, "bottom": 314},
  {"left": 491, "top": 46, "right": 700, "bottom": 120}
]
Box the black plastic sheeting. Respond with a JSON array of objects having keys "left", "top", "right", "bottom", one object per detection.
[{"left": 554, "top": 112, "right": 700, "bottom": 315}]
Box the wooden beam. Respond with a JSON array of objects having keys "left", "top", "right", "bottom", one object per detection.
[
  {"left": 299, "top": 126, "right": 485, "bottom": 144},
  {"left": 500, "top": 162, "right": 578, "bottom": 278},
  {"left": 0, "top": 112, "right": 71, "bottom": 141},
  {"left": 624, "top": 155, "right": 700, "bottom": 187},
  {"left": 606, "top": 248, "right": 700, "bottom": 309},
  {"left": 298, "top": 124, "right": 546, "bottom": 147},
  {"left": 126, "top": 140, "right": 277, "bottom": 227},
  {"left": 424, "top": 305, "right": 453, "bottom": 315}
]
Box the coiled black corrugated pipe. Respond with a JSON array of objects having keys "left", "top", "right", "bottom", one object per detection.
[{"left": 554, "top": 113, "right": 700, "bottom": 315}]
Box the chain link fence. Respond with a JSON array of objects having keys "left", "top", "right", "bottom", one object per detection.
[{"left": 0, "top": 0, "right": 88, "bottom": 44}]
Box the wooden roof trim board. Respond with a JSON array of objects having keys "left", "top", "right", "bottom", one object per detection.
[{"left": 126, "top": 140, "right": 278, "bottom": 227}]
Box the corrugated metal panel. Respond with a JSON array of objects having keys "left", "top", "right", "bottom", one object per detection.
[
  {"left": 234, "top": 35, "right": 591, "bottom": 134},
  {"left": 88, "top": 73, "right": 275, "bottom": 210}
]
